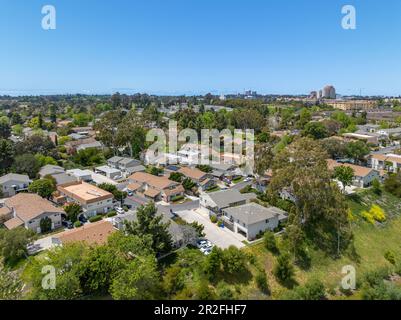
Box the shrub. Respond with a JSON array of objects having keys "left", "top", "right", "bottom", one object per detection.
[
  {"left": 255, "top": 271, "right": 269, "bottom": 294},
  {"left": 370, "top": 205, "right": 386, "bottom": 222},
  {"left": 89, "top": 215, "right": 103, "bottom": 223},
  {"left": 273, "top": 253, "right": 294, "bottom": 285},
  {"left": 361, "top": 210, "right": 375, "bottom": 224},
  {"left": 297, "top": 279, "right": 326, "bottom": 300},
  {"left": 372, "top": 179, "right": 382, "bottom": 195},
  {"left": 384, "top": 251, "right": 396, "bottom": 265},
  {"left": 263, "top": 231, "right": 279, "bottom": 254},
  {"left": 216, "top": 282, "right": 234, "bottom": 300},
  {"left": 40, "top": 217, "right": 52, "bottom": 233},
  {"left": 210, "top": 215, "right": 218, "bottom": 223},
  {"left": 107, "top": 211, "right": 117, "bottom": 218},
  {"left": 74, "top": 221, "right": 83, "bottom": 228},
  {"left": 171, "top": 195, "right": 184, "bottom": 202}
]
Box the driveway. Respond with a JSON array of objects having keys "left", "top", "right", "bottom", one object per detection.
[
  {"left": 157, "top": 200, "right": 200, "bottom": 215},
  {"left": 176, "top": 209, "right": 245, "bottom": 249}
]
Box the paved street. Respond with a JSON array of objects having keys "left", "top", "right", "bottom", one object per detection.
[{"left": 176, "top": 209, "right": 245, "bottom": 249}]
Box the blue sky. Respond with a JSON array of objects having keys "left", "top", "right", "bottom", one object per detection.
[{"left": 0, "top": 0, "right": 400, "bottom": 96}]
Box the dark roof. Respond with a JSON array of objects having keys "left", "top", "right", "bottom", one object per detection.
[{"left": 223, "top": 203, "right": 286, "bottom": 225}]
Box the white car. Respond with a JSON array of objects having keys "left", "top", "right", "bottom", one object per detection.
[
  {"left": 197, "top": 240, "right": 207, "bottom": 249},
  {"left": 115, "top": 207, "right": 125, "bottom": 214},
  {"left": 200, "top": 246, "right": 211, "bottom": 254}
]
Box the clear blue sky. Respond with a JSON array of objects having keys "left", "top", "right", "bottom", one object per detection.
[{"left": 0, "top": 0, "right": 400, "bottom": 96}]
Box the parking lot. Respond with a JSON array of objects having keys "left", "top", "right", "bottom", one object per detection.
[{"left": 176, "top": 209, "right": 245, "bottom": 249}]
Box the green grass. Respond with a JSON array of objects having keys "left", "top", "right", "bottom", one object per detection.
[
  {"left": 232, "top": 177, "right": 244, "bottom": 184},
  {"left": 206, "top": 186, "right": 221, "bottom": 193}
]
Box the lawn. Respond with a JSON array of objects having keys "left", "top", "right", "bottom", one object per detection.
[{"left": 237, "top": 189, "right": 401, "bottom": 299}]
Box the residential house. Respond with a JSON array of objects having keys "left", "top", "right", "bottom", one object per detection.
[
  {"left": 39, "top": 165, "right": 78, "bottom": 186},
  {"left": 200, "top": 189, "right": 257, "bottom": 215},
  {"left": 95, "top": 165, "right": 123, "bottom": 180},
  {"left": 51, "top": 173, "right": 78, "bottom": 186},
  {"left": 56, "top": 181, "right": 114, "bottom": 218},
  {"left": 128, "top": 172, "right": 185, "bottom": 202},
  {"left": 177, "top": 166, "right": 216, "bottom": 191},
  {"left": 1, "top": 193, "right": 63, "bottom": 233},
  {"left": 370, "top": 153, "right": 401, "bottom": 173},
  {"left": 107, "top": 156, "right": 145, "bottom": 178},
  {"left": 327, "top": 159, "right": 380, "bottom": 188},
  {"left": 222, "top": 203, "right": 287, "bottom": 241},
  {"left": 65, "top": 138, "right": 102, "bottom": 154},
  {"left": 66, "top": 169, "right": 93, "bottom": 182},
  {"left": 343, "top": 132, "right": 379, "bottom": 146},
  {"left": 0, "top": 173, "right": 32, "bottom": 198},
  {"left": 55, "top": 220, "right": 116, "bottom": 246},
  {"left": 39, "top": 165, "right": 65, "bottom": 178}
]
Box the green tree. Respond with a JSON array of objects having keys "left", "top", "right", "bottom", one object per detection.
[
  {"left": 203, "top": 247, "right": 222, "bottom": 280},
  {"left": 273, "top": 253, "right": 295, "bottom": 285},
  {"left": 269, "top": 137, "right": 352, "bottom": 255},
  {"left": 255, "top": 270, "right": 270, "bottom": 294},
  {"left": 0, "top": 138, "right": 14, "bottom": 174},
  {"left": 26, "top": 243, "right": 86, "bottom": 300},
  {"left": 221, "top": 246, "right": 248, "bottom": 275},
  {"left": 372, "top": 178, "right": 382, "bottom": 195},
  {"left": 263, "top": 231, "right": 279, "bottom": 254},
  {"left": 28, "top": 178, "right": 56, "bottom": 199},
  {"left": 345, "top": 141, "right": 369, "bottom": 164},
  {"left": 13, "top": 154, "right": 41, "bottom": 178},
  {"left": 0, "top": 118, "right": 11, "bottom": 139},
  {"left": 73, "top": 148, "right": 104, "bottom": 166},
  {"left": 40, "top": 216, "right": 52, "bottom": 233},
  {"left": 77, "top": 245, "right": 125, "bottom": 295},
  {"left": 169, "top": 172, "right": 184, "bottom": 182},
  {"left": 302, "top": 122, "right": 329, "bottom": 140},
  {"left": 0, "top": 228, "right": 36, "bottom": 266},
  {"left": 384, "top": 173, "right": 401, "bottom": 197},
  {"left": 333, "top": 165, "right": 355, "bottom": 193},
  {"left": 125, "top": 203, "right": 173, "bottom": 255},
  {"left": 64, "top": 203, "right": 82, "bottom": 223},
  {"left": 73, "top": 113, "right": 92, "bottom": 127},
  {"left": 110, "top": 256, "right": 161, "bottom": 300}
]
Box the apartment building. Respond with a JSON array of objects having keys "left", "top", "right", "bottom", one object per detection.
[
  {"left": 128, "top": 172, "right": 184, "bottom": 202},
  {"left": 56, "top": 181, "right": 114, "bottom": 217}
]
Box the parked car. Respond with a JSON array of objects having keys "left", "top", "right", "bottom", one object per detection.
[
  {"left": 127, "top": 191, "right": 134, "bottom": 197},
  {"left": 62, "top": 221, "right": 73, "bottom": 229},
  {"left": 196, "top": 240, "right": 208, "bottom": 249},
  {"left": 115, "top": 207, "right": 125, "bottom": 214},
  {"left": 78, "top": 215, "right": 88, "bottom": 223}
]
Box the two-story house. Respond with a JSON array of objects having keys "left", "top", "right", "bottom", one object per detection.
[
  {"left": 177, "top": 166, "right": 216, "bottom": 191},
  {"left": 107, "top": 156, "right": 145, "bottom": 177},
  {"left": 0, "top": 174, "right": 32, "bottom": 198},
  {"left": 222, "top": 202, "right": 287, "bottom": 241},
  {"left": 128, "top": 172, "right": 184, "bottom": 202},
  {"left": 2, "top": 193, "right": 64, "bottom": 233},
  {"left": 56, "top": 181, "right": 114, "bottom": 218}
]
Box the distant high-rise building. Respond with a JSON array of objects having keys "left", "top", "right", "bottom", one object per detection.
[
  {"left": 310, "top": 91, "right": 317, "bottom": 99},
  {"left": 323, "top": 85, "right": 336, "bottom": 99}
]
